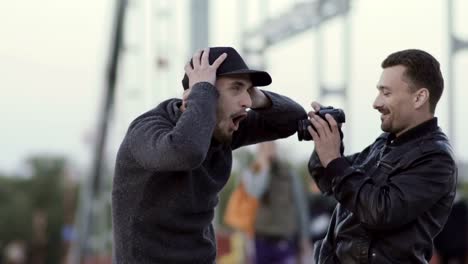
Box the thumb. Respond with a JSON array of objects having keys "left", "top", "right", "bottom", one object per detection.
[{"left": 311, "top": 101, "right": 322, "bottom": 112}]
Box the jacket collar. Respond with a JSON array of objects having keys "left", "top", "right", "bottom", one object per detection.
[{"left": 387, "top": 117, "right": 438, "bottom": 146}]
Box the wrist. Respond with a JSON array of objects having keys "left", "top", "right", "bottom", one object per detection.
[
  {"left": 252, "top": 90, "right": 272, "bottom": 109},
  {"left": 323, "top": 155, "right": 341, "bottom": 168}
]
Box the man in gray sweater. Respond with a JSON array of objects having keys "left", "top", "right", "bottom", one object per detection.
[{"left": 112, "top": 47, "right": 307, "bottom": 263}]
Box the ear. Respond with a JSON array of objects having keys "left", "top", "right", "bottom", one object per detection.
[{"left": 414, "top": 88, "right": 429, "bottom": 109}]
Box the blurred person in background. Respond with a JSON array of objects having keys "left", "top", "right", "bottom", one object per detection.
[
  {"left": 307, "top": 180, "right": 336, "bottom": 244},
  {"left": 307, "top": 49, "right": 457, "bottom": 263},
  {"left": 433, "top": 189, "right": 468, "bottom": 264},
  {"left": 112, "top": 47, "right": 306, "bottom": 263},
  {"left": 2, "top": 241, "right": 26, "bottom": 264},
  {"left": 242, "top": 141, "right": 310, "bottom": 264}
]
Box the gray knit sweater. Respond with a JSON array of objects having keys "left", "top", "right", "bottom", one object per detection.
[{"left": 112, "top": 82, "right": 306, "bottom": 263}]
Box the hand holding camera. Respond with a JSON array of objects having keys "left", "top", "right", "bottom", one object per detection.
[
  {"left": 302, "top": 102, "right": 345, "bottom": 167},
  {"left": 297, "top": 105, "right": 346, "bottom": 141}
]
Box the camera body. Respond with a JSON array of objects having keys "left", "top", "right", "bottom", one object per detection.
[{"left": 297, "top": 106, "right": 346, "bottom": 141}]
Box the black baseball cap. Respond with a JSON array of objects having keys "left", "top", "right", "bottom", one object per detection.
[{"left": 182, "top": 47, "right": 272, "bottom": 90}]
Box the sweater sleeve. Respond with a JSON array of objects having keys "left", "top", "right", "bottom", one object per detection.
[
  {"left": 231, "top": 90, "right": 307, "bottom": 149},
  {"left": 127, "top": 82, "right": 219, "bottom": 171}
]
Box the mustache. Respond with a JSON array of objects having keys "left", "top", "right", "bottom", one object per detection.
[
  {"left": 230, "top": 110, "right": 248, "bottom": 119},
  {"left": 376, "top": 107, "right": 390, "bottom": 114}
]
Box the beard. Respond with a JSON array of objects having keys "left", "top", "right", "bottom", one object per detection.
[
  {"left": 381, "top": 121, "right": 391, "bottom": 133},
  {"left": 213, "top": 125, "right": 233, "bottom": 144},
  {"left": 213, "top": 107, "right": 247, "bottom": 144},
  {"left": 381, "top": 117, "right": 405, "bottom": 135},
  {"left": 378, "top": 108, "right": 393, "bottom": 133},
  {"left": 213, "top": 109, "right": 235, "bottom": 144}
]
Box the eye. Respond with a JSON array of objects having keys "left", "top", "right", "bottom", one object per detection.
[
  {"left": 231, "top": 85, "right": 242, "bottom": 92},
  {"left": 381, "top": 89, "right": 390, "bottom": 96}
]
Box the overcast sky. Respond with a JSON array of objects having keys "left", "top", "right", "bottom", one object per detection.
[
  {"left": 0, "top": 0, "right": 111, "bottom": 174},
  {"left": 1, "top": 0, "right": 467, "bottom": 175}
]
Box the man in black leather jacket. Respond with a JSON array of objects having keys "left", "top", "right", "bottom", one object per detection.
[{"left": 307, "top": 49, "right": 457, "bottom": 263}]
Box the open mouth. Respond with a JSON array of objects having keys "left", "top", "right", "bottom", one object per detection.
[{"left": 231, "top": 113, "right": 247, "bottom": 130}]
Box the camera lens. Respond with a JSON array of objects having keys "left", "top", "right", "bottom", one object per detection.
[
  {"left": 297, "top": 107, "right": 346, "bottom": 141},
  {"left": 297, "top": 119, "right": 313, "bottom": 141}
]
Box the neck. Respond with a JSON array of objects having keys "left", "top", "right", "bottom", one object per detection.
[{"left": 396, "top": 112, "right": 434, "bottom": 137}]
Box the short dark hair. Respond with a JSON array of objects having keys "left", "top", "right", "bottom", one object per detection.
[{"left": 381, "top": 49, "right": 444, "bottom": 113}]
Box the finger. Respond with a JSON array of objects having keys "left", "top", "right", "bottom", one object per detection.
[
  {"left": 211, "top": 53, "right": 227, "bottom": 68},
  {"left": 182, "top": 89, "right": 190, "bottom": 100},
  {"left": 325, "top": 114, "right": 339, "bottom": 134},
  {"left": 315, "top": 115, "right": 331, "bottom": 134},
  {"left": 307, "top": 111, "right": 316, "bottom": 119},
  {"left": 192, "top": 49, "right": 202, "bottom": 68},
  {"left": 307, "top": 126, "right": 319, "bottom": 141},
  {"left": 310, "top": 116, "right": 326, "bottom": 137},
  {"left": 201, "top": 48, "right": 210, "bottom": 67},
  {"left": 184, "top": 61, "right": 193, "bottom": 74},
  {"left": 311, "top": 101, "right": 322, "bottom": 112}
]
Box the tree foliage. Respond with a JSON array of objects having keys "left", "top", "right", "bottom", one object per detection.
[{"left": 0, "top": 155, "right": 74, "bottom": 264}]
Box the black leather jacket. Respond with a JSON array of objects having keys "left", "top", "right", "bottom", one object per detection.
[{"left": 309, "top": 118, "right": 457, "bottom": 264}]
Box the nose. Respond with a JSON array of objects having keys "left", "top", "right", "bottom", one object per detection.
[
  {"left": 241, "top": 90, "right": 252, "bottom": 109},
  {"left": 373, "top": 94, "right": 382, "bottom": 110}
]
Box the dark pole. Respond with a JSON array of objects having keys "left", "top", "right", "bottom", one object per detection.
[{"left": 76, "top": 0, "right": 127, "bottom": 262}]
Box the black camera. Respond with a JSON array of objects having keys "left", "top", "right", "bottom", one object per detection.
[{"left": 297, "top": 106, "right": 346, "bottom": 141}]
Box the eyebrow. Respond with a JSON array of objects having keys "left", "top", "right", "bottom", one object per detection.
[
  {"left": 376, "top": 85, "right": 390, "bottom": 90},
  {"left": 231, "top": 80, "right": 253, "bottom": 89}
]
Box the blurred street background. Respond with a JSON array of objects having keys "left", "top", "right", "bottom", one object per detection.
[{"left": 1, "top": 0, "right": 467, "bottom": 263}]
